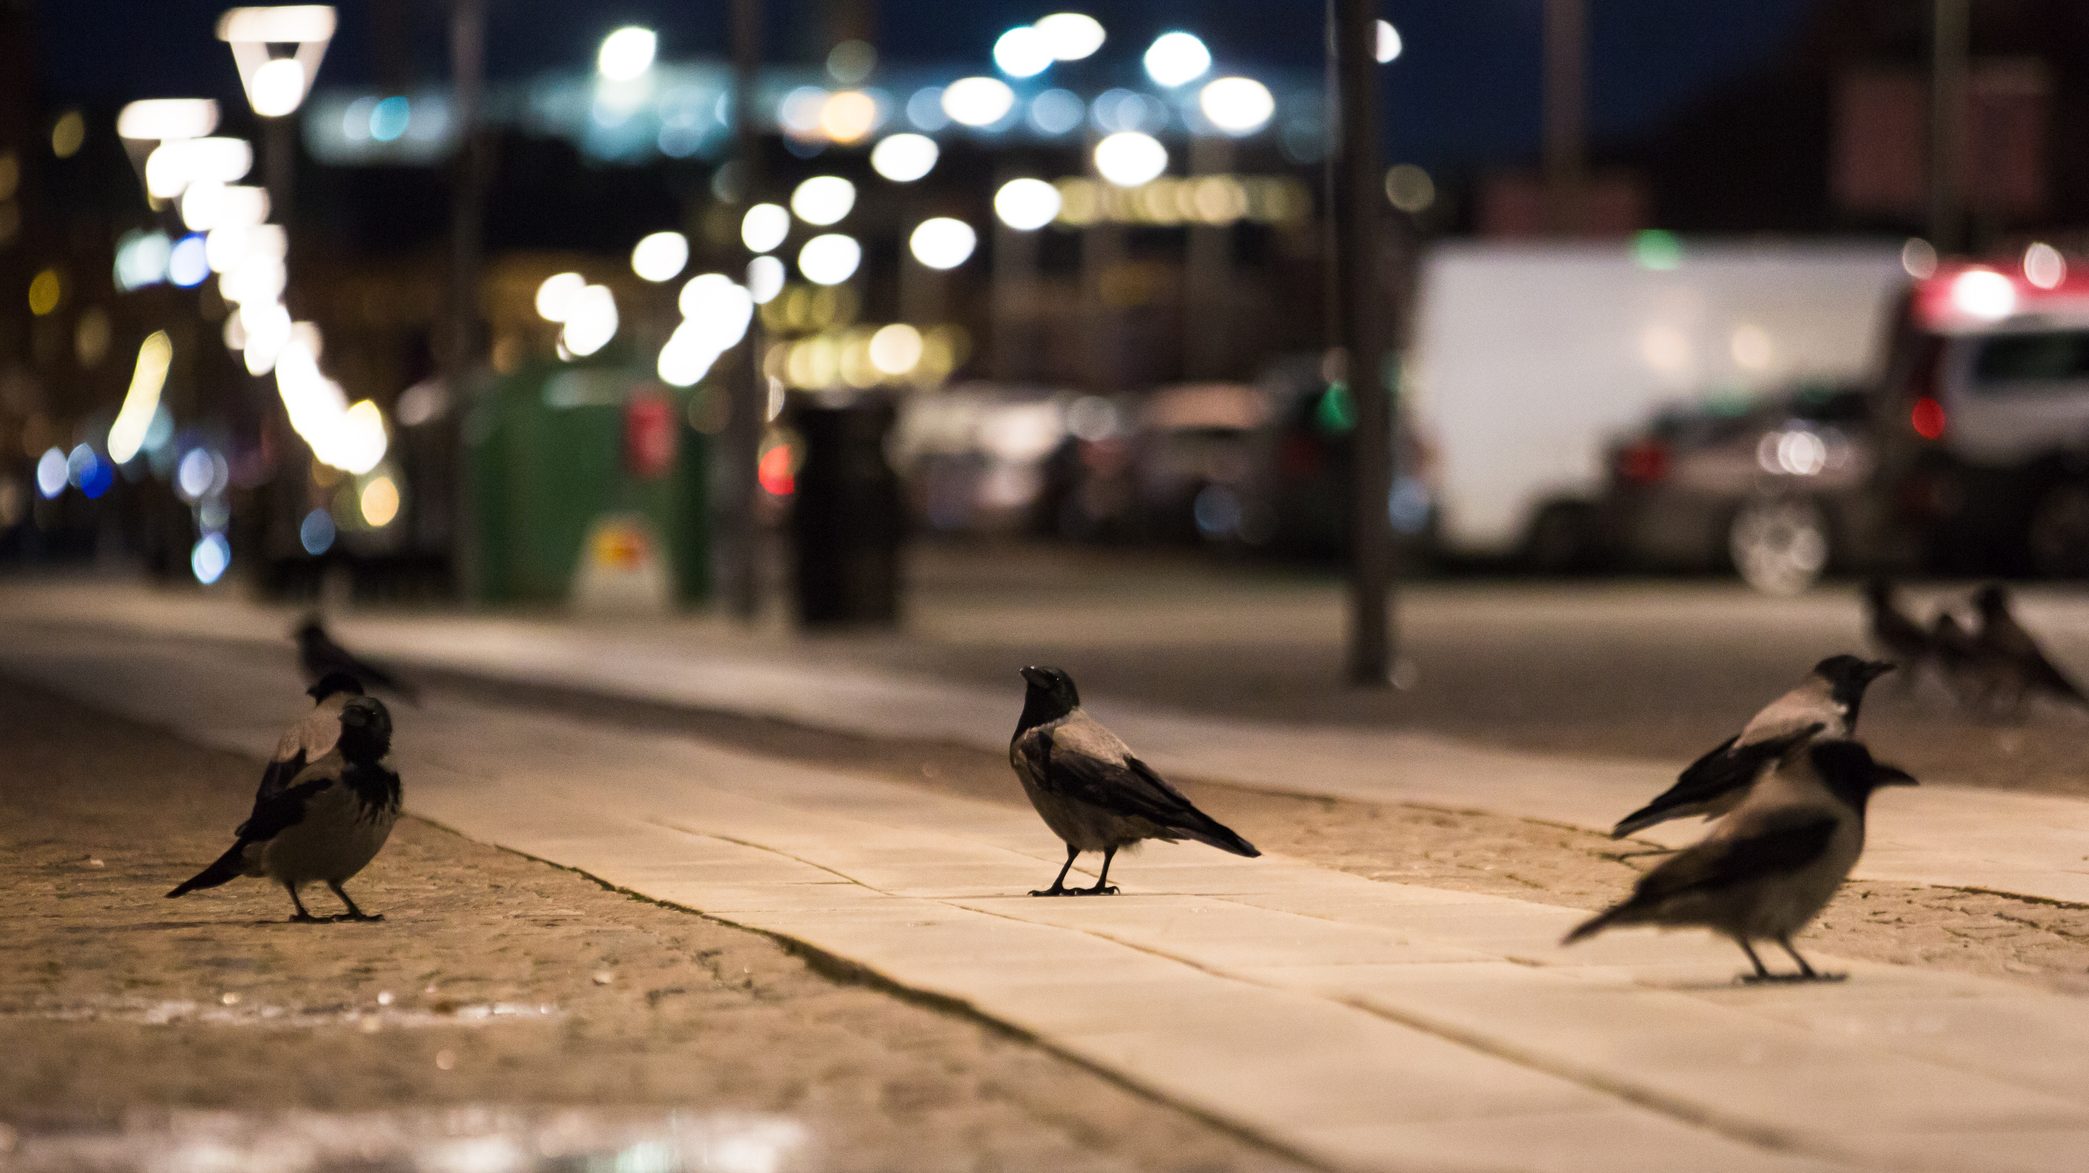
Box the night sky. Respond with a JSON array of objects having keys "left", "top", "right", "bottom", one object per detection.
[{"left": 31, "top": 1, "right": 1822, "bottom": 170}]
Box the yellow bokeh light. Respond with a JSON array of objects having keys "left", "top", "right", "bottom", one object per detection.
[
  {"left": 819, "top": 90, "right": 878, "bottom": 143},
  {"left": 27, "top": 268, "right": 62, "bottom": 316},
  {"left": 50, "top": 111, "right": 86, "bottom": 159},
  {"left": 359, "top": 475, "right": 401, "bottom": 527}
]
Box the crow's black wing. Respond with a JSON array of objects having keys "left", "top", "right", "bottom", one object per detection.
[
  {"left": 1030, "top": 734, "right": 1257, "bottom": 855},
  {"left": 255, "top": 750, "right": 307, "bottom": 804},
  {"left": 233, "top": 775, "right": 331, "bottom": 841},
  {"left": 1611, "top": 723, "right": 1825, "bottom": 838}
]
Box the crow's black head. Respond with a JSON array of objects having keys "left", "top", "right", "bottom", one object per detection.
[
  {"left": 1974, "top": 583, "right": 2010, "bottom": 615},
  {"left": 1812, "top": 655, "right": 1893, "bottom": 723},
  {"left": 307, "top": 671, "right": 366, "bottom": 702},
  {"left": 337, "top": 696, "right": 393, "bottom": 763},
  {"left": 1809, "top": 739, "right": 1917, "bottom": 811},
  {"left": 294, "top": 614, "right": 326, "bottom": 643},
  {"left": 1017, "top": 665, "right": 1081, "bottom": 727}
]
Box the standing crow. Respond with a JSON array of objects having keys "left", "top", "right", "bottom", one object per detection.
[
  {"left": 169, "top": 696, "right": 402, "bottom": 922},
  {"left": 1567, "top": 738, "right": 1915, "bottom": 981},
  {"left": 1862, "top": 579, "right": 1931, "bottom": 681},
  {"left": 1970, "top": 584, "right": 2089, "bottom": 716},
  {"left": 1010, "top": 666, "right": 1258, "bottom": 896},
  {"left": 1611, "top": 655, "right": 1891, "bottom": 838},
  {"left": 257, "top": 671, "right": 365, "bottom": 803}
]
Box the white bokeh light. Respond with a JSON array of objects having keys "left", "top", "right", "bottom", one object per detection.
[
  {"left": 993, "top": 26, "right": 1053, "bottom": 79},
  {"left": 1376, "top": 20, "right": 1404, "bottom": 64},
  {"left": 870, "top": 133, "right": 939, "bottom": 182},
  {"left": 630, "top": 231, "right": 689, "bottom": 283},
  {"left": 1034, "top": 13, "right": 1106, "bottom": 61},
  {"left": 746, "top": 255, "right": 786, "bottom": 304},
  {"left": 1199, "top": 76, "right": 1275, "bottom": 135},
  {"left": 559, "top": 284, "right": 619, "bottom": 356},
  {"left": 941, "top": 76, "right": 1016, "bottom": 127},
  {"left": 994, "top": 178, "right": 1062, "bottom": 231},
  {"left": 597, "top": 26, "right": 657, "bottom": 81},
  {"left": 741, "top": 203, "right": 790, "bottom": 253},
  {"left": 790, "top": 175, "right": 857, "bottom": 226},
  {"left": 1093, "top": 131, "right": 1168, "bottom": 187},
  {"left": 909, "top": 218, "right": 977, "bottom": 270},
  {"left": 797, "top": 234, "right": 862, "bottom": 286},
  {"left": 535, "top": 272, "right": 586, "bottom": 321},
  {"left": 1142, "top": 32, "right": 1211, "bottom": 88}
]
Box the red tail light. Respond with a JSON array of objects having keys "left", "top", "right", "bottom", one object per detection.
[
  {"left": 1910, "top": 396, "right": 1947, "bottom": 441},
  {"left": 1615, "top": 439, "right": 1670, "bottom": 485}
]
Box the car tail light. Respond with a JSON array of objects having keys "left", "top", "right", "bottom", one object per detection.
[
  {"left": 1614, "top": 439, "right": 1670, "bottom": 485},
  {"left": 1910, "top": 396, "right": 1946, "bottom": 441}
]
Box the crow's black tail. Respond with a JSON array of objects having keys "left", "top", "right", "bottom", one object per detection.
[
  {"left": 1179, "top": 813, "right": 1260, "bottom": 858},
  {"left": 1562, "top": 902, "right": 1633, "bottom": 946},
  {"left": 166, "top": 843, "right": 249, "bottom": 898}
]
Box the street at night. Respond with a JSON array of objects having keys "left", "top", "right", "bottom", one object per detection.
[{"left": 9, "top": 1, "right": 2089, "bottom": 1171}]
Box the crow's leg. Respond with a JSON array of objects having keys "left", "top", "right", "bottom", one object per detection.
[
  {"left": 286, "top": 883, "right": 325, "bottom": 923},
  {"left": 1030, "top": 844, "right": 1080, "bottom": 897},
  {"left": 1777, "top": 935, "right": 1842, "bottom": 982},
  {"left": 1078, "top": 846, "right": 1120, "bottom": 896},
  {"left": 1735, "top": 938, "right": 1775, "bottom": 983},
  {"left": 328, "top": 880, "right": 383, "bottom": 922}
]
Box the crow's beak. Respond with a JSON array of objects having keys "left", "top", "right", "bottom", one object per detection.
[
  {"left": 1876, "top": 764, "right": 1918, "bottom": 787},
  {"left": 1019, "top": 666, "right": 1052, "bottom": 689},
  {"left": 1865, "top": 661, "right": 1896, "bottom": 681}
]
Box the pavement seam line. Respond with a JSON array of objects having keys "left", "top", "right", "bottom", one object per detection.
[
  {"left": 407, "top": 811, "right": 1342, "bottom": 1173},
  {"left": 945, "top": 899, "right": 1861, "bottom": 1170}
]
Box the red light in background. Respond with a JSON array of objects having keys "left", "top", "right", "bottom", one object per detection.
[
  {"left": 1615, "top": 439, "right": 1670, "bottom": 485},
  {"left": 1910, "top": 396, "right": 1947, "bottom": 441},
  {"left": 758, "top": 444, "right": 796, "bottom": 496}
]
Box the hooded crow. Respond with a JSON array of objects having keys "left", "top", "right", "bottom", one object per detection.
[
  {"left": 257, "top": 672, "right": 365, "bottom": 803},
  {"left": 1567, "top": 738, "right": 1915, "bottom": 981},
  {"left": 169, "top": 696, "right": 402, "bottom": 922},
  {"left": 1610, "top": 655, "right": 1892, "bottom": 838},
  {"left": 1010, "top": 666, "right": 1258, "bottom": 896},
  {"left": 1862, "top": 579, "right": 1930, "bottom": 679},
  {"left": 1929, "top": 610, "right": 1994, "bottom": 710},
  {"left": 1970, "top": 584, "right": 2089, "bottom": 715},
  {"left": 296, "top": 615, "right": 419, "bottom": 706}
]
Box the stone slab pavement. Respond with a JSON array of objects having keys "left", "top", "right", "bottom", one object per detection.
[
  {"left": 5, "top": 582, "right": 2087, "bottom": 905},
  {"left": 5, "top": 616, "right": 2089, "bottom": 1171}
]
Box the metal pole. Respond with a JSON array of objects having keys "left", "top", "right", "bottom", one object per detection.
[
  {"left": 446, "top": 0, "right": 487, "bottom": 601},
  {"left": 1333, "top": 0, "right": 1394, "bottom": 685},
  {"left": 724, "top": 0, "right": 765, "bottom": 620},
  {"left": 1928, "top": 0, "right": 1969, "bottom": 254},
  {"left": 1542, "top": 0, "right": 1587, "bottom": 234}
]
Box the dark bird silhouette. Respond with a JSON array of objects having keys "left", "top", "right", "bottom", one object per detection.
[
  {"left": 169, "top": 696, "right": 401, "bottom": 922},
  {"left": 1929, "top": 610, "right": 1994, "bottom": 710},
  {"left": 257, "top": 672, "right": 365, "bottom": 804},
  {"left": 1611, "top": 655, "right": 1891, "bottom": 839},
  {"left": 1568, "top": 739, "right": 1915, "bottom": 982},
  {"left": 1010, "top": 666, "right": 1258, "bottom": 896},
  {"left": 296, "top": 615, "right": 419, "bottom": 705},
  {"left": 1970, "top": 584, "right": 2089, "bottom": 716},
  {"left": 1862, "top": 579, "right": 1931, "bottom": 680}
]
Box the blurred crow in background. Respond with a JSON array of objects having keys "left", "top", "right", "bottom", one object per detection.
[
  {"left": 296, "top": 615, "right": 420, "bottom": 705},
  {"left": 1862, "top": 579, "right": 1931, "bottom": 683},
  {"left": 1611, "top": 655, "right": 1890, "bottom": 838},
  {"left": 1568, "top": 738, "right": 1915, "bottom": 981},
  {"left": 1970, "top": 584, "right": 2089, "bottom": 716},
  {"left": 1010, "top": 666, "right": 1258, "bottom": 896},
  {"left": 168, "top": 696, "right": 402, "bottom": 922}
]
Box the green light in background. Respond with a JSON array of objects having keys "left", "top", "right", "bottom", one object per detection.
[
  {"left": 1316, "top": 383, "right": 1357, "bottom": 435},
  {"left": 1633, "top": 230, "right": 1683, "bottom": 271}
]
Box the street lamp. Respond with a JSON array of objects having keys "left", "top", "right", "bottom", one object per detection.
[{"left": 216, "top": 6, "right": 336, "bottom": 119}]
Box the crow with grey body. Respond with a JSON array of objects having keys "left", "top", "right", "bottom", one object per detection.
[
  {"left": 1568, "top": 738, "right": 1916, "bottom": 981},
  {"left": 1610, "top": 655, "right": 1891, "bottom": 839},
  {"left": 257, "top": 671, "right": 365, "bottom": 804},
  {"left": 1009, "top": 666, "right": 1258, "bottom": 896},
  {"left": 169, "top": 696, "right": 401, "bottom": 922},
  {"left": 1970, "top": 584, "right": 2089, "bottom": 716},
  {"left": 296, "top": 615, "right": 419, "bottom": 705}
]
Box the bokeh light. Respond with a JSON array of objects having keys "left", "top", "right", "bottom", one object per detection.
[
  {"left": 191, "top": 533, "right": 231, "bottom": 585},
  {"left": 995, "top": 178, "right": 1062, "bottom": 230},
  {"left": 597, "top": 26, "right": 657, "bottom": 81},
  {"left": 535, "top": 272, "right": 587, "bottom": 321},
  {"left": 742, "top": 203, "right": 790, "bottom": 252},
  {"left": 1093, "top": 131, "right": 1168, "bottom": 186},
  {"left": 1199, "top": 77, "right": 1274, "bottom": 136},
  {"left": 631, "top": 231, "right": 689, "bottom": 283},
  {"left": 993, "top": 27, "right": 1053, "bottom": 79},
  {"left": 870, "top": 133, "right": 938, "bottom": 182},
  {"left": 941, "top": 77, "right": 1016, "bottom": 127},
  {"left": 746, "top": 255, "right": 785, "bottom": 304},
  {"left": 790, "top": 176, "right": 856, "bottom": 226},
  {"left": 797, "top": 234, "right": 862, "bottom": 286},
  {"left": 1034, "top": 13, "right": 1106, "bottom": 61},
  {"left": 1143, "top": 32, "right": 1211, "bottom": 88},
  {"left": 909, "top": 218, "right": 977, "bottom": 270}
]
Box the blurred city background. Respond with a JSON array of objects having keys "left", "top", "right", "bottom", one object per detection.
[{"left": 3, "top": 0, "right": 2087, "bottom": 636}]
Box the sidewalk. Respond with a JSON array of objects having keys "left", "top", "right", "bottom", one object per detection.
[
  {"left": 7, "top": 579, "right": 2088, "bottom": 905},
  {"left": 6, "top": 612, "right": 2089, "bottom": 1170}
]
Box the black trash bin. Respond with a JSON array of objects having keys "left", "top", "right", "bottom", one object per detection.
[{"left": 789, "top": 396, "right": 904, "bottom": 627}]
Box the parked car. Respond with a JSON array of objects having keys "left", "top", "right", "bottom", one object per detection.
[
  {"left": 1865, "top": 259, "right": 2089, "bottom": 576},
  {"left": 1599, "top": 382, "right": 1874, "bottom": 594},
  {"left": 890, "top": 383, "right": 1074, "bottom": 536}
]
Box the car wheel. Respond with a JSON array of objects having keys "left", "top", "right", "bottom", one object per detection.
[
  {"left": 2027, "top": 482, "right": 2089, "bottom": 578},
  {"left": 1729, "top": 496, "right": 1830, "bottom": 595},
  {"left": 1523, "top": 502, "right": 1599, "bottom": 573}
]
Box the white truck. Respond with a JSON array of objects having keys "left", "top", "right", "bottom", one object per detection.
[{"left": 1405, "top": 239, "right": 1907, "bottom": 564}]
